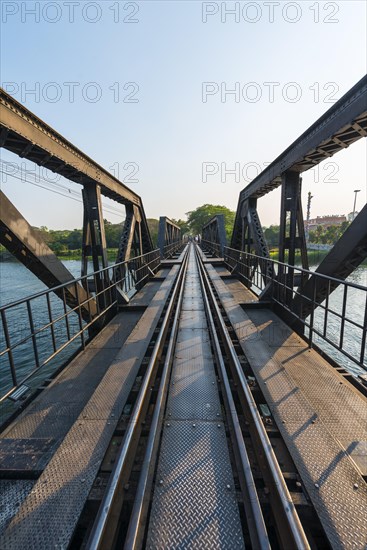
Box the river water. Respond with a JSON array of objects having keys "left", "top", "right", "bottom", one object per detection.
[{"left": 0, "top": 260, "right": 366, "bottom": 398}]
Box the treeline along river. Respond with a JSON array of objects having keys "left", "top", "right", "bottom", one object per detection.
[{"left": 0, "top": 259, "right": 366, "bottom": 401}]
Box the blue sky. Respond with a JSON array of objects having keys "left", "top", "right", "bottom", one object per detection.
[{"left": 1, "top": 0, "right": 366, "bottom": 229}]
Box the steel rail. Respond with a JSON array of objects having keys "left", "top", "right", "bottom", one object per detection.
[
  {"left": 194, "top": 247, "right": 270, "bottom": 549},
  {"left": 195, "top": 245, "right": 310, "bottom": 550},
  {"left": 87, "top": 245, "right": 190, "bottom": 550},
  {"left": 123, "top": 245, "right": 190, "bottom": 550}
]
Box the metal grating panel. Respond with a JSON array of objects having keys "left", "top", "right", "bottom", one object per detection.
[
  {"left": 0, "top": 266, "right": 180, "bottom": 549},
  {"left": 179, "top": 309, "right": 207, "bottom": 329},
  {"left": 0, "top": 481, "right": 34, "bottom": 536},
  {"left": 2, "top": 312, "right": 142, "bottom": 441},
  {"left": 246, "top": 310, "right": 367, "bottom": 463},
  {"left": 147, "top": 421, "right": 244, "bottom": 549},
  {"left": 181, "top": 297, "right": 205, "bottom": 311},
  {"left": 167, "top": 340, "right": 220, "bottom": 420},
  {"left": 148, "top": 246, "right": 244, "bottom": 549},
  {"left": 207, "top": 264, "right": 367, "bottom": 550}
]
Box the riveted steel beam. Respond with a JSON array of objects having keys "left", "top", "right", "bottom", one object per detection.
[
  {"left": 202, "top": 215, "right": 227, "bottom": 256},
  {"left": 292, "top": 204, "right": 367, "bottom": 321},
  {"left": 0, "top": 89, "right": 140, "bottom": 206},
  {"left": 232, "top": 76, "right": 367, "bottom": 249},
  {"left": 0, "top": 191, "right": 96, "bottom": 320},
  {"left": 240, "top": 76, "right": 367, "bottom": 201},
  {"left": 0, "top": 88, "right": 154, "bottom": 263},
  {"left": 158, "top": 217, "right": 181, "bottom": 257}
]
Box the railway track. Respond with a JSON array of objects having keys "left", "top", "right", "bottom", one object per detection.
[{"left": 69, "top": 243, "right": 329, "bottom": 549}]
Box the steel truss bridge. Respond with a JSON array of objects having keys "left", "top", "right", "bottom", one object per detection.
[{"left": 0, "top": 77, "right": 366, "bottom": 550}]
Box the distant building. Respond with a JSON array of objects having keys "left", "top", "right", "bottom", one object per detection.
[{"left": 306, "top": 214, "right": 346, "bottom": 231}]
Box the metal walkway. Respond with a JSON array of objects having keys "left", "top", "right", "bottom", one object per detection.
[
  {"left": 0, "top": 265, "right": 181, "bottom": 549},
  {"left": 146, "top": 247, "right": 244, "bottom": 548},
  {"left": 0, "top": 245, "right": 366, "bottom": 549},
  {"left": 206, "top": 261, "right": 367, "bottom": 550}
]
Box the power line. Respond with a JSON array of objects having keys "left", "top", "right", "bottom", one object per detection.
[{"left": 0, "top": 161, "right": 125, "bottom": 220}]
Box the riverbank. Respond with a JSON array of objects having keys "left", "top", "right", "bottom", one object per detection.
[
  {"left": 269, "top": 249, "right": 329, "bottom": 265},
  {"left": 1, "top": 247, "right": 366, "bottom": 267},
  {"left": 0, "top": 247, "right": 120, "bottom": 262}
]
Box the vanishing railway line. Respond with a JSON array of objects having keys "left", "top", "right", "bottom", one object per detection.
[{"left": 65, "top": 244, "right": 330, "bottom": 549}]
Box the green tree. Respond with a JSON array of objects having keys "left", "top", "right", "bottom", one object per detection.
[
  {"left": 147, "top": 218, "right": 159, "bottom": 246},
  {"left": 171, "top": 218, "right": 190, "bottom": 235},
  {"left": 186, "top": 204, "right": 235, "bottom": 241},
  {"left": 263, "top": 225, "right": 280, "bottom": 248}
]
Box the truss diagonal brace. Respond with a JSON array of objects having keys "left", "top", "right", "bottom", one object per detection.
[
  {"left": 0, "top": 191, "right": 96, "bottom": 320},
  {"left": 292, "top": 204, "right": 367, "bottom": 321}
]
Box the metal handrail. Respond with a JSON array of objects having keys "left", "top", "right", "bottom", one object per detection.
[
  {"left": 0, "top": 249, "right": 161, "bottom": 403},
  {"left": 162, "top": 240, "right": 183, "bottom": 258},
  {"left": 195, "top": 245, "right": 310, "bottom": 549},
  {"left": 224, "top": 246, "right": 367, "bottom": 292},
  {"left": 223, "top": 246, "right": 367, "bottom": 371},
  {"left": 201, "top": 239, "right": 221, "bottom": 258},
  {"left": 0, "top": 249, "right": 160, "bottom": 311}
]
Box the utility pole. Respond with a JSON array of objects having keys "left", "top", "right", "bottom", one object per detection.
[
  {"left": 306, "top": 191, "right": 313, "bottom": 243},
  {"left": 352, "top": 189, "right": 360, "bottom": 220}
]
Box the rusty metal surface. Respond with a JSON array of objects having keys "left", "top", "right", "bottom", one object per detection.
[
  {"left": 0, "top": 439, "right": 56, "bottom": 477},
  {"left": 206, "top": 263, "right": 367, "bottom": 550}
]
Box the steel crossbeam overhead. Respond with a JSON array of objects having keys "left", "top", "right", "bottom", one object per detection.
[
  {"left": 202, "top": 215, "right": 227, "bottom": 256},
  {"left": 158, "top": 217, "right": 181, "bottom": 257},
  {"left": 230, "top": 199, "right": 273, "bottom": 287}
]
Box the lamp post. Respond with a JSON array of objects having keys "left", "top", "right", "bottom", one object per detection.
[{"left": 352, "top": 189, "right": 360, "bottom": 221}]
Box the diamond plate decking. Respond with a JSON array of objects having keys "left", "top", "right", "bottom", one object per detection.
[
  {"left": 147, "top": 249, "right": 245, "bottom": 549},
  {"left": 206, "top": 263, "right": 367, "bottom": 550},
  {"left": 0, "top": 266, "right": 180, "bottom": 550}
]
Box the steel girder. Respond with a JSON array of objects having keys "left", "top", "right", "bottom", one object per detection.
[
  {"left": 0, "top": 89, "right": 154, "bottom": 309},
  {"left": 292, "top": 204, "right": 367, "bottom": 321},
  {"left": 241, "top": 75, "right": 367, "bottom": 201},
  {"left": 0, "top": 88, "right": 153, "bottom": 257},
  {"left": 0, "top": 89, "right": 141, "bottom": 206},
  {"left": 81, "top": 183, "right": 111, "bottom": 310},
  {"left": 277, "top": 171, "right": 309, "bottom": 304},
  {"left": 82, "top": 184, "right": 109, "bottom": 275},
  {"left": 157, "top": 217, "right": 181, "bottom": 257},
  {"left": 117, "top": 204, "right": 144, "bottom": 263},
  {"left": 231, "top": 75, "right": 367, "bottom": 250},
  {"left": 233, "top": 199, "right": 273, "bottom": 287},
  {"left": 202, "top": 215, "right": 227, "bottom": 256},
  {"left": 0, "top": 191, "right": 96, "bottom": 321},
  {"left": 230, "top": 76, "right": 367, "bottom": 323}
]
